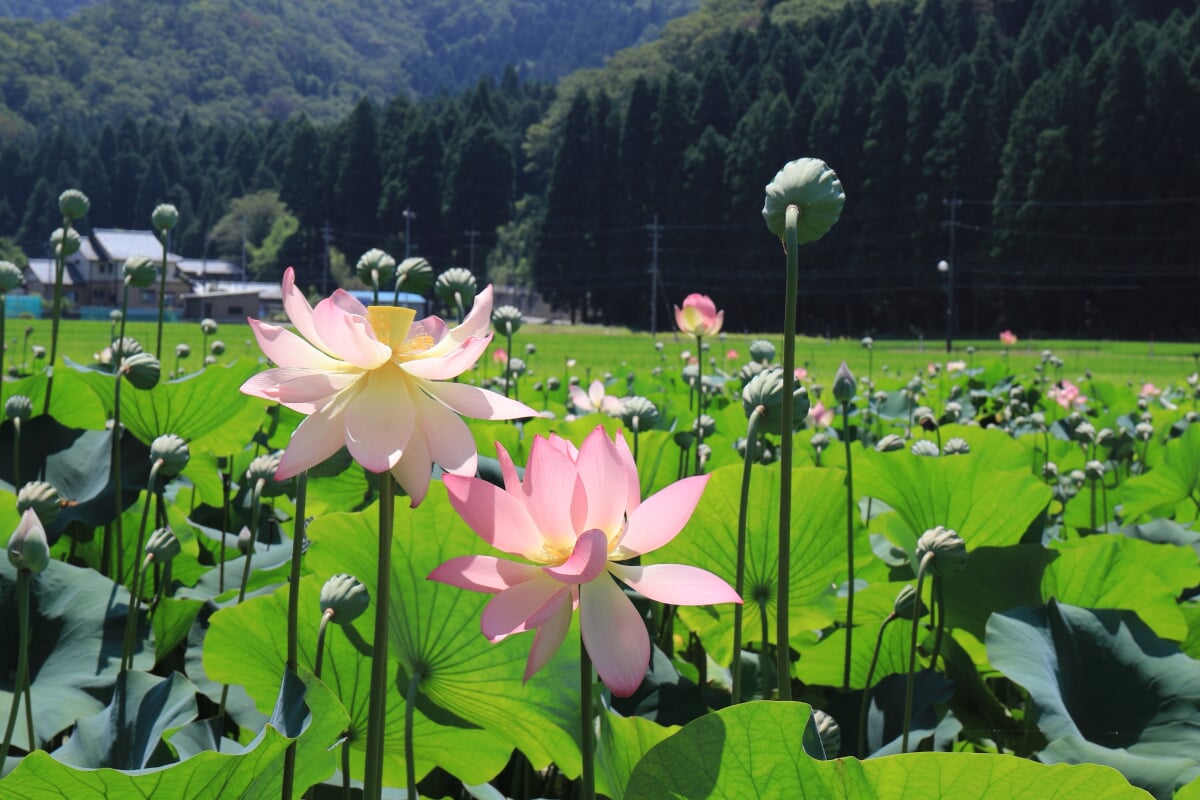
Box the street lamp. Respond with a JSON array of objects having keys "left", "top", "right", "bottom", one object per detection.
[{"left": 937, "top": 259, "right": 952, "bottom": 353}]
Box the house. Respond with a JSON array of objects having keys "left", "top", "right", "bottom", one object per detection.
[{"left": 182, "top": 280, "right": 282, "bottom": 323}]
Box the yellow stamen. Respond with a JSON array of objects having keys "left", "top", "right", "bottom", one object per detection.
[{"left": 366, "top": 306, "right": 416, "bottom": 356}]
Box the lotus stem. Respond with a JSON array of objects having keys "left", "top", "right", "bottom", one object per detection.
[
  {"left": 155, "top": 236, "right": 168, "bottom": 360},
  {"left": 121, "top": 459, "right": 163, "bottom": 671},
  {"left": 930, "top": 576, "right": 946, "bottom": 670},
  {"left": 776, "top": 203, "right": 800, "bottom": 701},
  {"left": 1, "top": 571, "right": 32, "bottom": 757},
  {"left": 217, "top": 478, "right": 265, "bottom": 750},
  {"left": 580, "top": 634, "right": 595, "bottom": 800},
  {"left": 842, "top": 401, "right": 855, "bottom": 693},
  {"left": 0, "top": 294, "right": 6, "bottom": 403},
  {"left": 11, "top": 415, "right": 19, "bottom": 489},
  {"left": 694, "top": 334, "right": 704, "bottom": 476},
  {"left": 282, "top": 471, "right": 308, "bottom": 800},
  {"left": 759, "top": 597, "right": 771, "bottom": 699},
  {"left": 113, "top": 283, "right": 131, "bottom": 584},
  {"left": 43, "top": 218, "right": 72, "bottom": 415},
  {"left": 503, "top": 328, "right": 513, "bottom": 398},
  {"left": 363, "top": 473, "right": 396, "bottom": 800},
  {"left": 858, "top": 614, "right": 896, "bottom": 757},
  {"left": 405, "top": 668, "right": 420, "bottom": 800},
  {"left": 902, "top": 552, "right": 935, "bottom": 753},
  {"left": 220, "top": 455, "right": 232, "bottom": 593},
  {"left": 731, "top": 406, "right": 763, "bottom": 705}
]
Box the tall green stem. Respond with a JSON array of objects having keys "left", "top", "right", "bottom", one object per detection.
[
  {"left": 405, "top": 669, "right": 420, "bottom": 800},
  {"left": 503, "top": 329, "right": 513, "bottom": 398},
  {"left": 902, "top": 553, "right": 934, "bottom": 753},
  {"left": 693, "top": 334, "right": 704, "bottom": 476},
  {"left": 282, "top": 472, "right": 308, "bottom": 800},
  {"left": 776, "top": 204, "right": 800, "bottom": 700},
  {"left": 155, "top": 234, "right": 168, "bottom": 360},
  {"left": 121, "top": 460, "right": 163, "bottom": 672},
  {"left": 858, "top": 615, "right": 895, "bottom": 756},
  {"left": 0, "top": 293, "right": 6, "bottom": 404},
  {"left": 731, "top": 407, "right": 763, "bottom": 705},
  {"left": 363, "top": 474, "right": 395, "bottom": 800},
  {"left": 579, "top": 635, "right": 595, "bottom": 800},
  {"left": 11, "top": 416, "right": 19, "bottom": 489},
  {"left": 113, "top": 284, "right": 131, "bottom": 584},
  {"left": 841, "top": 402, "right": 855, "bottom": 693},
  {"left": 1, "top": 571, "right": 31, "bottom": 757},
  {"left": 43, "top": 218, "right": 71, "bottom": 415}
]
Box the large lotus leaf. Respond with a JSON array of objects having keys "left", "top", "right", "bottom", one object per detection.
[
  {"left": 624, "top": 700, "right": 1148, "bottom": 799},
  {"left": 1122, "top": 424, "right": 1200, "bottom": 523},
  {"left": 53, "top": 670, "right": 198, "bottom": 770},
  {"left": 0, "top": 416, "right": 152, "bottom": 541},
  {"left": 1183, "top": 602, "right": 1200, "bottom": 660},
  {"left": 304, "top": 484, "right": 584, "bottom": 777},
  {"left": 0, "top": 669, "right": 348, "bottom": 799},
  {"left": 6, "top": 368, "right": 107, "bottom": 429},
  {"left": 1041, "top": 535, "right": 1200, "bottom": 641},
  {"left": 911, "top": 423, "right": 1031, "bottom": 471},
  {"left": 596, "top": 706, "right": 679, "bottom": 800},
  {"left": 986, "top": 600, "right": 1200, "bottom": 799},
  {"left": 1062, "top": 480, "right": 1123, "bottom": 534},
  {"left": 942, "top": 544, "right": 1055, "bottom": 641},
  {"left": 647, "top": 464, "right": 867, "bottom": 665},
  {"left": 792, "top": 619, "right": 914, "bottom": 690},
  {"left": 0, "top": 557, "right": 151, "bottom": 751},
  {"left": 205, "top": 575, "right": 511, "bottom": 786},
  {"left": 857, "top": 447, "right": 1051, "bottom": 555}
]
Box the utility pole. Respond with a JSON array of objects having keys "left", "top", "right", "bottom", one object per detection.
[
  {"left": 942, "top": 193, "right": 962, "bottom": 353},
  {"left": 402, "top": 207, "right": 416, "bottom": 258},
  {"left": 465, "top": 228, "right": 479, "bottom": 273},
  {"left": 647, "top": 214, "right": 663, "bottom": 336},
  {"left": 322, "top": 220, "right": 332, "bottom": 295}
]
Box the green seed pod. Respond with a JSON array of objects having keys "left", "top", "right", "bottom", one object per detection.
[
  {"left": 546, "top": 376, "right": 561, "bottom": 391},
  {"left": 762, "top": 158, "right": 846, "bottom": 244},
  {"left": 861, "top": 336, "right": 874, "bottom": 350},
  {"left": 396, "top": 257, "right": 434, "bottom": 295},
  {"left": 915, "top": 526, "right": 968, "bottom": 575},
  {"left": 0, "top": 260, "right": 23, "bottom": 292},
  {"left": 50, "top": 227, "right": 81, "bottom": 257},
  {"left": 150, "top": 434, "right": 190, "bottom": 478},
  {"left": 911, "top": 439, "right": 940, "bottom": 457},
  {"left": 151, "top": 203, "right": 179, "bottom": 231},
  {"left": 17, "top": 481, "right": 61, "bottom": 525},
  {"left": 507, "top": 357, "right": 526, "bottom": 377},
  {"left": 58, "top": 189, "right": 91, "bottom": 221},
  {"left": 434, "top": 267, "right": 477, "bottom": 309},
  {"left": 175, "top": 343, "right": 190, "bottom": 359},
  {"left": 355, "top": 248, "right": 397, "bottom": 288},
  {"left": 31, "top": 345, "right": 45, "bottom": 360},
  {"left": 1042, "top": 461, "right": 1059, "bottom": 481},
  {"left": 810, "top": 432, "right": 830, "bottom": 451},
  {"left": 619, "top": 396, "right": 659, "bottom": 433},
  {"left": 145, "top": 527, "right": 181, "bottom": 562},
  {"left": 8, "top": 508, "right": 49, "bottom": 574},
  {"left": 943, "top": 437, "right": 971, "bottom": 456},
  {"left": 1085, "top": 460, "right": 1106, "bottom": 481},
  {"left": 209, "top": 340, "right": 225, "bottom": 356},
  {"left": 692, "top": 414, "right": 716, "bottom": 438},
  {"left": 246, "top": 451, "right": 285, "bottom": 490},
  {"left": 123, "top": 255, "right": 158, "bottom": 288},
  {"left": 876, "top": 434, "right": 906, "bottom": 453},
  {"left": 742, "top": 367, "right": 789, "bottom": 435},
  {"left": 832, "top": 361, "right": 856, "bottom": 406},
  {"left": 5, "top": 394, "right": 32, "bottom": 421},
  {"left": 123, "top": 352, "right": 161, "bottom": 390},
  {"left": 892, "top": 583, "right": 927, "bottom": 621},
  {"left": 492, "top": 304, "right": 523, "bottom": 337},
  {"left": 110, "top": 336, "right": 144, "bottom": 363},
  {"left": 200, "top": 318, "right": 218, "bottom": 336},
  {"left": 320, "top": 573, "right": 371, "bottom": 624}
]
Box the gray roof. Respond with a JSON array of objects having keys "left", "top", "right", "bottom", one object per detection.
[
  {"left": 25, "top": 258, "right": 77, "bottom": 285},
  {"left": 184, "top": 281, "right": 282, "bottom": 301},
  {"left": 178, "top": 258, "right": 240, "bottom": 277},
  {"left": 90, "top": 229, "right": 182, "bottom": 262}
]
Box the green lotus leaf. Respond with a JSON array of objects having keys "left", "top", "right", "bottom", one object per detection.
[
  {"left": 1122, "top": 424, "right": 1200, "bottom": 523},
  {"left": 595, "top": 707, "right": 678, "bottom": 800},
  {"left": 987, "top": 600, "right": 1200, "bottom": 799}
]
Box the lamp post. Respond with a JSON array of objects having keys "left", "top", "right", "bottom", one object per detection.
[{"left": 938, "top": 259, "right": 952, "bottom": 353}]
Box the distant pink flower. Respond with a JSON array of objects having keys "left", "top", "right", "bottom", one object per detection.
[
  {"left": 241, "top": 267, "right": 535, "bottom": 505},
  {"left": 1048, "top": 379, "right": 1086, "bottom": 410},
  {"left": 794, "top": 367, "right": 808, "bottom": 381},
  {"left": 1140, "top": 382, "right": 1161, "bottom": 397},
  {"left": 808, "top": 400, "right": 834, "bottom": 429},
  {"left": 429, "top": 427, "right": 740, "bottom": 696},
  {"left": 726, "top": 349, "right": 738, "bottom": 360},
  {"left": 999, "top": 330, "right": 1017, "bottom": 347},
  {"left": 674, "top": 294, "right": 724, "bottom": 337},
  {"left": 947, "top": 360, "right": 967, "bottom": 373},
  {"left": 927, "top": 362, "right": 940, "bottom": 375},
  {"left": 492, "top": 348, "right": 508, "bottom": 364},
  {"left": 569, "top": 380, "right": 621, "bottom": 416}
]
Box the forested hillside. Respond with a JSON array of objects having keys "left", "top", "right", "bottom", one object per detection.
[
  {"left": 0, "top": 0, "right": 696, "bottom": 136},
  {"left": 4, "top": 0, "right": 1198, "bottom": 337},
  {"left": 0, "top": 0, "right": 95, "bottom": 20}
]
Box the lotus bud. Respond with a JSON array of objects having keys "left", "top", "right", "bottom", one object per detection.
[
  {"left": 123, "top": 255, "right": 158, "bottom": 288},
  {"left": 915, "top": 526, "right": 968, "bottom": 574},
  {"left": 175, "top": 343, "right": 190, "bottom": 359},
  {"left": 911, "top": 439, "right": 940, "bottom": 457},
  {"left": 654, "top": 341, "right": 664, "bottom": 352},
  {"left": 810, "top": 432, "right": 830, "bottom": 452},
  {"left": 150, "top": 434, "right": 190, "bottom": 478},
  {"left": 762, "top": 157, "right": 846, "bottom": 243},
  {"left": 200, "top": 318, "right": 218, "bottom": 335},
  {"left": 320, "top": 573, "right": 371, "bottom": 624},
  {"left": 17, "top": 481, "right": 61, "bottom": 525},
  {"left": 619, "top": 396, "right": 659, "bottom": 432},
  {"left": 507, "top": 357, "right": 527, "bottom": 377},
  {"left": 5, "top": 394, "right": 32, "bottom": 421},
  {"left": 145, "top": 527, "right": 181, "bottom": 562},
  {"left": 394, "top": 256, "right": 434, "bottom": 295},
  {"left": 7, "top": 508, "right": 49, "bottom": 574},
  {"left": 50, "top": 226, "right": 81, "bottom": 257},
  {"left": 876, "top": 434, "right": 905, "bottom": 452},
  {"left": 122, "top": 352, "right": 161, "bottom": 390},
  {"left": 861, "top": 336, "right": 874, "bottom": 350},
  {"left": 148, "top": 203, "right": 179, "bottom": 234},
  {"left": 525, "top": 342, "right": 537, "bottom": 356},
  {"left": 435, "top": 267, "right": 477, "bottom": 309},
  {"left": 892, "top": 584, "right": 927, "bottom": 621},
  {"left": 0, "top": 260, "right": 22, "bottom": 292},
  {"left": 210, "top": 340, "right": 225, "bottom": 356},
  {"left": 1068, "top": 469, "right": 1087, "bottom": 486},
  {"left": 673, "top": 430, "right": 695, "bottom": 449},
  {"left": 1073, "top": 421, "right": 1096, "bottom": 444},
  {"left": 58, "top": 188, "right": 90, "bottom": 221},
  {"left": 832, "top": 361, "right": 856, "bottom": 406},
  {"left": 236, "top": 526, "right": 255, "bottom": 554},
  {"left": 247, "top": 451, "right": 288, "bottom": 497},
  {"left": 812, "top": 709, "right": 841, "bottom": 758},
  {"left": 1096, "top": 428, "right": 1115, "bottom": 447},
  {"left": 1084, "top": 460, "right": 1106, "bottom": 481},
  {"left": 1042, "top": 462, "right": 1059, "bottom": 481},
  {"left": 492, "top": 305, "right": 523, "bottom": 337},
  {"left": 355, "top": 248, "right": 396, "bottom": 288},
  {"left": 966, "top": 345, "right": 975, "bottom": 355},
  {"left": 692, "top": 414, "right": 716, "bottom": 438},
  {"left": 749, "top": 339, "right": 776, "bottom": 364},
  {"left": 943, "top": 437, "right": 971, "bottom": 456}
]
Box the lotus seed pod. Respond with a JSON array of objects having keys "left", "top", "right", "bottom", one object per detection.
[
  {"left": 673, "top": 430, "right": 695, "bottom": 449},
  {"left": 812, "top": 709, "right": 841, "bottom": 758},
  {"left": 654, "top": 341, "right": 664, "bottom": 352},
  {"left": 151, "top": 203, "right": 179, "bottom": 231},
  {"left": 1069, "top": 469, "right": 1087, "bottom": 486},
  {"left": 58, "top": 188, "right": 90, "bottom": 221},
  {"left": 740, "top": 360, "right": 765, "bottom": 382},
  {"left": 1042, "top": 462, "right": 1059, "bottom": 481},
  {"left": 915, "top": 526, "right": 968, "bottom": 574},
  {"left": 394, "top": 256, "right": 434, "bottom": 295},
  {"left": 175, "top": 343, "right": 190, "bottom": 359},
  {"left": 0, "top": 260, "right": 22, "bottom": 292},
  {"left": 145, "top": 527, "right": 181, "bottom": 562},
  {"left": 762, "top": 158, "right": 846, "bottom": 244},
  {"left": 123, "top": 255, "right": 158, "bottom": 288},
  {"left": 525, "top": 342, "right": 537, "bottom": 356},
  {"left": 507, "top": 357, "right": 526, "bottom": 376},
  {"left": 50, "top": 226, "right": 81, "bottom": 257},
  {"left": 943, "top": 437, "right": 971, "bottom": 455},
  {"left": 681, "top": 364, "right": 699, "bottom": 387},
  {"left": 742, "top": 367, "right": 791, "bottom": 435},
  {"left": 619, "top": 396, "right": 659, "bottom": 432},
  {"left": 810, "top": 431, "right": 830, "bottom": 451},
  {"left": 492, "top": 304, "right": 523, "bottom": 337},
  {"left": 17, "top": 481, "right": 61, "bottom": 525},
  {"left": 111, "top": 336, "right": 144, "bottom": 362},
  {"left": 31, "top": 345, "right": 45, "bottom": 360},
  {"left": 1073, "top": 421, "right": 1096, "bottom": 443},
  {"left": 150, "top": 434, "right": 190, "bottom": 478},
  {"left": 911, "top": 439, "right": 940, "bottom": 457},
  {"left": 748, "top": 339, "right": 776, "bottom": 364},
  {"left": 892, "top": 583, "right": 927, "bottom": 621},
  {"left": 209, "top": 340, "right": 225, "bottom": 356},
  {"left": 435, "top": 267, "right": 477, "bottom": 308},
  {"left": 876, "top": 434, "right": 905, "bottom": 452},
  {"left": 1084, "top": 460, "right": 1106, "bottom": 480},
  {"left": 355, "top": 248, "right": 397, "bottom": 287},
  {"left": 913, "top": 406, "right": 937, "bottom": 429},
  {"left": 320, "top": 573, "right": 371, "bottom": 624},
  {"left": 568, "top": 376, "right": 580, "bottom": 387},
  {"left": 547, "top": 376, "right": 561, "bottom": 391},
  {"left": 696, "top": 443, "right": 712, "bottom": 467},
  {"left": 944, "top": 401, "right": 963, "bottom": 422},
  {"left": 110, "top": 309, "right": 123, "bottom": 321},
  {"left": 122, "top": 352, "right": 161, "bottom": 390},
  {"left": 5, "top": 394, "right": 32, "bottom": 421},
  {"left": 832, "top": 361, "right": 856, "bottom": 406},
  {"left": 692, "top": 414, "right": 716, "bottom": 438},
  {"left": 1029, "top": 412, "right": 1045, "bottom": 428},
  {"left": 247, "top": 451, "right": 289, "bottom": 497},
  {"left": 7, "top": 508, "right": 49, "bottom": 574},
  {"left": 200, "top": 318, "right": 218, "bottom": 335}
]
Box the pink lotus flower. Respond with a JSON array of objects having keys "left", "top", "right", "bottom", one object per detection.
[
  {"left": 674, "top": 294, "right": 724, "bottom": 338},
  {"left": 794, "top": 366, "right": 808, "bottom": 381},
  {"left": 947, "top": 360, "right": 967, "bottom": 373},
  {"left": 1140, "top": 382, "right": 1161, "bottom": 397},
  {"left": 492, "top": 347, "right": 508, "bottom": 364},
  {"left": 568, "top": 379, "right": 621, "bottom": 416},
  {"left": 999, "top": 330, "right": 1017, "bottom": 347},
  {"left": 241, "top": 268, "right": 535, "bottom": 505},
  {"left": 429, "top": 427, "right": 740, "bottom": 696},
  {"left": 807, "top": 400, "right": 834, "bottom": 428},
  {"left": 1048, "top": 379, "right": 1086, "bottom": 410},
  {"left": 726, "top": 349, "right": 738, "bottom": 361}
]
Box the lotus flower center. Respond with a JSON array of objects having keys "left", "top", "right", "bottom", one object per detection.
[{"left": 366, "top": 306, "right": 434, "bottom": 361}]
